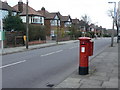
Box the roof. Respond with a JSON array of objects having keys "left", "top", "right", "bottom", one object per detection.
[
  {"left": 60, "top": 16, "right": 71, "bottom": 22},
  {"left": 37, "top": 7, "right": 58, "bottom": 19},
  {"left": 46, "top": 13, "right": 56, "bottom": 19},
  {"left": 38, "top": 11, "right": 56, "bottom": 19},
  {"left": 37, "top": 7, "right": 49, "bottom": 17},
  {"left": 13, "top": 3, "right": 43, "bottom": 16},
  {"left": 47, "top": 12, "right": 60, "bottom": 19},
  {"left": 0, "top": 1, "right": 18, "bottom": 12},
  {"left": 40, "top": 11, "right": 59, "bottom": 19},
  {"left": 72, "top": 19, "right": 80, "bottom": 24}
]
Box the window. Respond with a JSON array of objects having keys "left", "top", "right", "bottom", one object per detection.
[
  {"left": 12, "top": 12, "right": 17, "bottom": 16},
  {"left": 64, "top": 22, "right": 71, "bottom": 27},
  {"left": 33, "top": 18, "right": 38, "bottom": 23},
  {"left": 40, "top": 17, "right": 42, "bottom": 23},
  {"left": 32, "top": 16, "right": 44, "bottom": 24},
  {"left": 51, "top": 20, "right": 60, "bottom": 26},
  {"left": 20, "top": 16, "right": 26, "bottom": 23},
  {"left": 1, "top": 10, "right": 8, "bottom": 19}
]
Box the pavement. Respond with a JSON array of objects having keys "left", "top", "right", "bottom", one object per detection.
[
  {"left": 54, "top": 42, "right": 119, "bottom": 88},
  {"left": 0, "top": 40, "right": 78, "bottom": 55}
]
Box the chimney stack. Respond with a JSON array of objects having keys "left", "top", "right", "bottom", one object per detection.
[
  {"left": 41, "top": 7, "right": 45, "bottom": 16},
  {"left": 4, "top": 0, "right": 8, "bottom": 4},
  {"left": 18, "top": 0, "right": 23, "bottom": 13}
]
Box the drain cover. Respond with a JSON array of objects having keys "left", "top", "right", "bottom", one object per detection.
[{"left": 46, "top": 83, "right": 54, "bottom": 87}]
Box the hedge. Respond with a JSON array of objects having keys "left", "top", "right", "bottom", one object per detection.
[{"left": 28, "top": 24, "right": 46, "bottom": 41}]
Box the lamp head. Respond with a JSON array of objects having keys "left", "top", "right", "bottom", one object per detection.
[{"left": 108, "top": 2, "right": 116, "bottom": 4}]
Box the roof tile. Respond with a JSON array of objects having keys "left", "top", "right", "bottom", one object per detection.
[
  {"left": 13, "top": 3, "right": 43, "bottom": 16},
  {"left": 0, "top": 1, "right": 18, "bottom": 12}
]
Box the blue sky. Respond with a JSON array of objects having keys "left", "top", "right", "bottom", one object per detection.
[{"left": 3, "top": 0, "right": 120, "bottom": 29}]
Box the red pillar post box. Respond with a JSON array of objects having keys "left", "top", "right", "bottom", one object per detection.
[{"left": 79, "top": 37, "right": 92, "bottom": 75}]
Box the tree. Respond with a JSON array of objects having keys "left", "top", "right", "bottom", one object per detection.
[
  {"left": 107, "top": 9, "right": 119, "bottom": 42},
  {"left": 80, "top": 14, "right": 91, "bottom": 31},
  {"left": 81, "top": 14, "right": 91, "bottom": 24},
  {"left": 3, "top": 12, "right": 25, "bottom": 31},
  {"left": 68, "top": 25, "right": 82, "bottom": 39}
]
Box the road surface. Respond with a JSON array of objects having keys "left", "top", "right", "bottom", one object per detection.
[{"left": 2, "top": 38, "right": 111, "bottom": 88}]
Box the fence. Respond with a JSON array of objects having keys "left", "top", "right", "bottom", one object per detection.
[{"left": 4, "top": 31, "right": 24, "bottom": 48}]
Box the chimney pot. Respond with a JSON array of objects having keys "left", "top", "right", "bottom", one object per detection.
[{"left": 18, "top": 0, "right": 23, "bottom": 12}]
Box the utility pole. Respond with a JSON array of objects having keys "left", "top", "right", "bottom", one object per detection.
[
  {"left": 26, "top": 0, "right": 29, "bottom": 49},
  {"left": 101, "top": 28, "right": 104, "bottom": 37},
  {"left": 56, "top": 18, "right": 59, "bottom": 44},
  {"left": 93, "top": 22, "right": 98, "bottom": 39}
]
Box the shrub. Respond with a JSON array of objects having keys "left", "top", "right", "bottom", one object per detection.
[
  {"left": 75, "top": 31, "right": 82, "bottom": 38},
  {"left": 87, "top": 32, "right": 95, "bottom": 38},
  {"left": 3, "top": 13, "right": 25, "bottom": 32},
  {"left": 29, "top": 24, "right": 46, "bottom": 41},
  {"left": 103, "top": 34, "right": 111, "bottom": 37}
]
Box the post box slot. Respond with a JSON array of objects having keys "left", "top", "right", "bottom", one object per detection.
[{"left": 81, "top": 44, "right": 85, "bottom": 45}]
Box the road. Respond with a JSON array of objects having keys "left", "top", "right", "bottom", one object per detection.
[{"left": 2, "top": 38, "right": 111, "bottom": 88}]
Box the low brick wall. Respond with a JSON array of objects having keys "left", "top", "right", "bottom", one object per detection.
[
  {"left": 4, "top": 31, "right": 46, "bottom": 48},
  {"left": 28, "top": 40, "right": 46, "bottom": 45}
]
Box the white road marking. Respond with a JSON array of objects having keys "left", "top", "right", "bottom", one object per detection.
[
  {"left": 55, "top": 50, "right": 63, "bottom": 53},
  {"left": 0, "top": 60, "right": 26, "bottom": 69},
  {"left": 69, "top": 46, "right": 78, "bottom": 49},
  {"left": 41, "top": 52, "right": 56, "bottom": 57},
  {"left": 41, "top": 50, "right": 63, "bottom": 57}
]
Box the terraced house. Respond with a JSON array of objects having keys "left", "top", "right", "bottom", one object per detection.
[
  {"left": 60, "top": 15, "right": 72, "bottom": 32},
  {"left": 13, "top": 0, "right": 44, "bottom": 25},
  {"left": 0, "top": 1, "right": 18, "bottom": 20},
  {"left": 72, "top": 18, "right": 80, "bottom": 31}
]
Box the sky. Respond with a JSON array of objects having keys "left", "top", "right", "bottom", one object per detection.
[{"left": 3, "top": 0, "right": 120, "bottom": 29}]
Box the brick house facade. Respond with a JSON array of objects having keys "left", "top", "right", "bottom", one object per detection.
[
  {"left": 38, "top": 8, "right": 60, "bottom": 40},
  {"left": 13, "top": 0, "right": 44, "bottom": 25}
]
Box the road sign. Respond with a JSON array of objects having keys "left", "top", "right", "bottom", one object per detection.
[{"left": 0, "top": 31, "right": 5, "bottom": 40}]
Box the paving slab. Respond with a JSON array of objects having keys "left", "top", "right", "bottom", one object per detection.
[
  {"left": 102, "top": 81, "right": 118, "bottom": 88},
  {"left": 80, "top": 79, "right": 103, "bottom": 86},
  {"left": 80, "top": 85, "right": 102, "bottom": 88}
]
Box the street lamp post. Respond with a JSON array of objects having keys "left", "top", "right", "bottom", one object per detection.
[
  {"left": 94, "top": 25, "right": 97, "bottom": 39},
  {"left": 56, "top": 19, "right": 59, "bottom": 44},
  {"left": 101, "top": 27, "right": 104, "bottom": 37},
  {"left": 26, "top": 0, "right": 29, "bottom": 49},
  {"left": 93, "top": 22, "right": 98, "bottom": 39},
  {"left": 108, "top": 2, "right": 116, "bottom": 47},
  {"left": 0, "top": 19, "right": 3, "bottom": 50}
]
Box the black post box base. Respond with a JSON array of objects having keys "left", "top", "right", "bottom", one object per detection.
[{"left": 79, "top": 67, "right": 89, "bottom": 75}]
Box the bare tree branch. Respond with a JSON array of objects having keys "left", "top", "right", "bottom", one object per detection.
[
  {"left": 81, "top": 14, "right": 91, "bottom": 24},
  {"left": 107, "top": 9, "right": 114, "bottom": 18}
]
